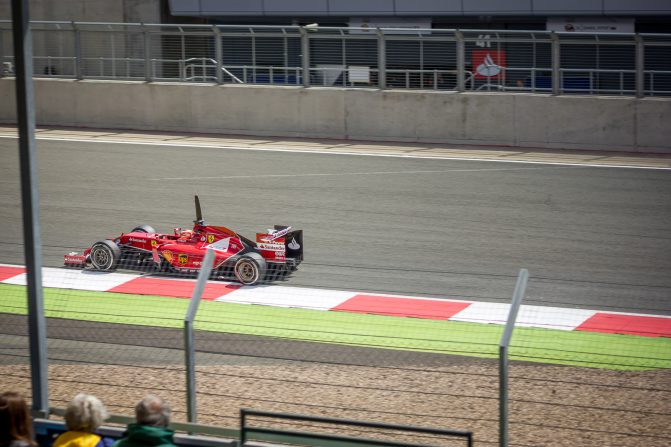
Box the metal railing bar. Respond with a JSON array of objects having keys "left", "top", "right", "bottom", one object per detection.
[
  {"left": 241, "top": 409, "right": 472, "bottom": 436},
  {"left": 242, "top": 428, "right": 454, "bottom": 447}
]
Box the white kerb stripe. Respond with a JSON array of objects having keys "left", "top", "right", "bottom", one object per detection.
[
  {"left": 449, "top": 302, "right": 598, "bottom": 331},
  {"left": 3, "top": 267, "right": 140, "bottom": 292},
  {"left": 215, "top": 285, "right": 356, "bottom": 311}
]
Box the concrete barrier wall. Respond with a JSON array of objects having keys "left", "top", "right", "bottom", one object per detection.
[{"left": 1, "top": 78, "right": 669, "bottom": 153}]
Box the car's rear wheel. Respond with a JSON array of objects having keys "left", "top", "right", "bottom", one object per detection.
[
  {"left": 233, "top": 253, "right": 266, "bottom": 285},
  {"left": 89, "top": 240, "right": 121, "bottom": 271},
  {"left": 131, "top": 224, "right": 156, "bottom": 233}
]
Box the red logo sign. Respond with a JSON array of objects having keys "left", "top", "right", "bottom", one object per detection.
[{"left": 472, "top": 50, "right": 506, "bottom": 80}]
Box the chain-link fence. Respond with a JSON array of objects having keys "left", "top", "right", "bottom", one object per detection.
[
  {"left": 1, "top": 21, "right": 670, "bottom": 96},
  {"left": 2, "top": 261, "right": 671, "bottom": 445}
]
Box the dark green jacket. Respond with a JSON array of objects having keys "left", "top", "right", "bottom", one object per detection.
[{"left": 112, "top": 424, "right": 176, "bottom": 447}]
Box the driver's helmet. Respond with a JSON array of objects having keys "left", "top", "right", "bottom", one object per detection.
[{"left": 178, "top": 229, "right": 194, "bottom": 241}]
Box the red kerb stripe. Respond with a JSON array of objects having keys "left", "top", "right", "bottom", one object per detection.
[
  {"left": 576, "top": 313, "right": 671, "bottom": 338},
  {"left": 0, "top": 266, "right": 26, "bottom": 282},
  {"left": 109, "top": 277, "right": 240, "bottom": 300},
  {"left": 332, "top": 294, "right": 471, "bottom": 320}
]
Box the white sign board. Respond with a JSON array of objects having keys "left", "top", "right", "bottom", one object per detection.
[
  {"left": 348, "top": 66, "right": 370, "bottom": 84},
  {"left": 547, "top": 17, "right": 635, "bottom": 34},
  {"left": 349, "top": 17, "right": 432, "bottom": 34}
]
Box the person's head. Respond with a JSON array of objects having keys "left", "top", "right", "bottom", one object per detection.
[
  {"left": 0, "top": 391, "right": 36, "bottom": 446},
  {"left": 178, "top": 229, "right": 193, "bottom": 242},
  {"left": 64, "top": 393, "right": 108, "bottom": 433},
  {"left": 135, "top": 395, "right": 171, "bottom": 428}
]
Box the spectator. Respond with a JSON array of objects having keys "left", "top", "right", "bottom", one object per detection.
[
  {"left": 0, "top": 391, "right": 37, "bottom": 447},
  {"left": 52, "top": 394, "right": 114, "bottom": 447},
  {"left": 113, "top": 395, "right": 175, "bottom": 447}
]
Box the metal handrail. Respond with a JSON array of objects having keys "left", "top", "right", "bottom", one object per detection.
[
  {"left": 240, "top": 408, "right": 473, "bottom": 447},
  {"left": 182, "top": 57, "right": 244, "bottom": 83}
]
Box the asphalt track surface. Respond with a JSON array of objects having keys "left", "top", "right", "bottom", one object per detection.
[{"left": 1, "top": 134, "right": 670, "bottom": 316}]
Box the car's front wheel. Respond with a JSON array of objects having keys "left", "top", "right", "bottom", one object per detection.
[
  {"left": 233, "top": 253, "right": 266, "bottom": 285},
  {"left": 89, "top": 240, "right": 121, "bottom": 271}
]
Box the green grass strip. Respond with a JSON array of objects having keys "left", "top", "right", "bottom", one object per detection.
[{"left": 1, "top": 284, "right": 669, "bottom": 371}]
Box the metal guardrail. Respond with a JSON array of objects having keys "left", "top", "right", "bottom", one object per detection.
[
  {"left": 1, "top": 21, "right": 670, "bottom": 96},
  {"left": 240, "top": 409, "right": 473, "bottom": 447}
]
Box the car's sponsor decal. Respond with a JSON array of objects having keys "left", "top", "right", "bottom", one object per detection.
[
  {"left": 207, "top": 234, "right": 216, "bottom": 244},
  {"left": 205, "top": 237, "right": 243, "bottom": 255},
  {"left": 257, "top": 242, "right": 284, "bottom": 251},
  {"left": 151, "top": 240, "right": 158, "bottom": 247},
  {"left": 288, "top": 238, "right": 300, "bottom": 250},
  {"left": 260, "top": 226, "right": 292, "bottom": 242},
  {"left": 64, "top": 253, "right": 86, "bottom": 264},
  {"left": 162, "top": 250, "right": 173, "bottom": 263},
  {"left": 178, "top": 254, "right": 188, "bottom": 265}
]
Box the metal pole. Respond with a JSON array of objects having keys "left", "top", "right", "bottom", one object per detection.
[
  {"left": 73, "top": 22, "right": 82, "bottom": 80},
  {"left": 0, "top": 31, "right": 5, "bottom": 78},
  {"left": 635, "top": 34, "right": 644, "bottom": 98},
  {"left": 143, "top": 24, "right": 151, "bottom": 81},
  {"left": 341, "top": 35, "right": 346, "bottom": 87},
  {"left": 455, "top": 30, "right": 465, "bottom": 92},
  {"left": 184, "top": 249, "right": 215, "bottom": 424},
  {"left": 551, "top": 32, "right": 560, "bottom": 95},
  {"left": 499, "top": 269, "right": 529, "bottom": 447},
  {"left": 213, "top": 26, "right": 222, "bottom": 84},
  {"left": 377, "top": 28, "right": 386, "bottom": 89},
  {"left": 11, "top": 0, "right": 48, "bottom": 418},
  {"left": 240, "top": 408, "right": 247, "bottom": 446},
  {"left": 300, "top": 27, "right": 310, "bottom": 87}
]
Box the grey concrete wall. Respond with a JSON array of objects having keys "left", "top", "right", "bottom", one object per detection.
[
  {"left": 0, "top": 1, "right": 161, "bottom": 22},
  {"left": 0, "top": 78, "right": 669, "bottom": 153}
]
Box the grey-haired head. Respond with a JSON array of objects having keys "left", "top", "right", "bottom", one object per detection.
[
  {"left": 135, "top": 395, "right": 171, "bottom": 427},
  {"left": 64, "top": 394, "right": 109, "bottom": 432}
]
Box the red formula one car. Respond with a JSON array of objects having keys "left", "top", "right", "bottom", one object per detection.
[{"left": 64, "top": 196, "right": 303, "bottom": 285}]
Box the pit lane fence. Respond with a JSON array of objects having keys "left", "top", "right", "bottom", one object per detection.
[{"left": 0, "top": 21, "right": 670, "bottom": 96}]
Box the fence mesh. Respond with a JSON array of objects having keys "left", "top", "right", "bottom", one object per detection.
[
  {"left": 1, "top": 22, "right": 671, "bottom": 440},
  {"left": 4, "top": 260, "right": 669, "bottom": 445},
  {"left": 643, "top": 34, "right": 671, "bottom": 95}
]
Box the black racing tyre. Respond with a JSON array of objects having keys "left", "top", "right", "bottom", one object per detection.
[
  {"left": 233, "top": 253, "right": 267, "bottom": 286},
  {"left": 131, "top": 224, "right": 156, "bottom": 233},
  {"left": 89, "top": 240, "right": 121, "bottom": 271}
]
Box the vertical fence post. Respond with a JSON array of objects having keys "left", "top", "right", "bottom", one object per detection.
[
  {"left": 143, "top": 24, "right": 151, "bottom": 81},
  {"left": 214, "top": 25, "right": 222, "bottom": 84},
  {"left": 300, "top": 27, "right": 310, "bottom": 87},
  {"left": 73, "top": 21, "right": 82, "bottom": 80},
  {"left": 499, "top": 269, "right": 529, "bottom": 447},
  {"left": 377, "top": 28, "right": 386, "bottom": 89},
  {"left": 635, "top": 34, "right": 644, "bottom": 98},
  {"left": 240, "top": 409, "right": 248, "bottom": 446},
  {"left": 0, "top": 30, "right": 5, "bottom": 78},
  {"left": 551, "top": 32, "right": 560, "bottom": 95},
  {"left": 11, "top": 0, "right": 49, "bottom": 419},
  {"left": 184, "top": 249, "right": 215, "bottom": 425},
  {"left": 456, "top": 30, "right": 465, "bottom": 92}
]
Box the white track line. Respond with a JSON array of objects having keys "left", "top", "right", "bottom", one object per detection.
[
  {"left": 1, "top": 134, "right": 669, "bottom": 170},
  {"left": 150, "top": 166, "right": 571, "bottom": 181}
]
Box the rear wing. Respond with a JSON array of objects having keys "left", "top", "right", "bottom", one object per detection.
[{"left": 275, "top": 225, "right": 303, "bottom": 262}]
